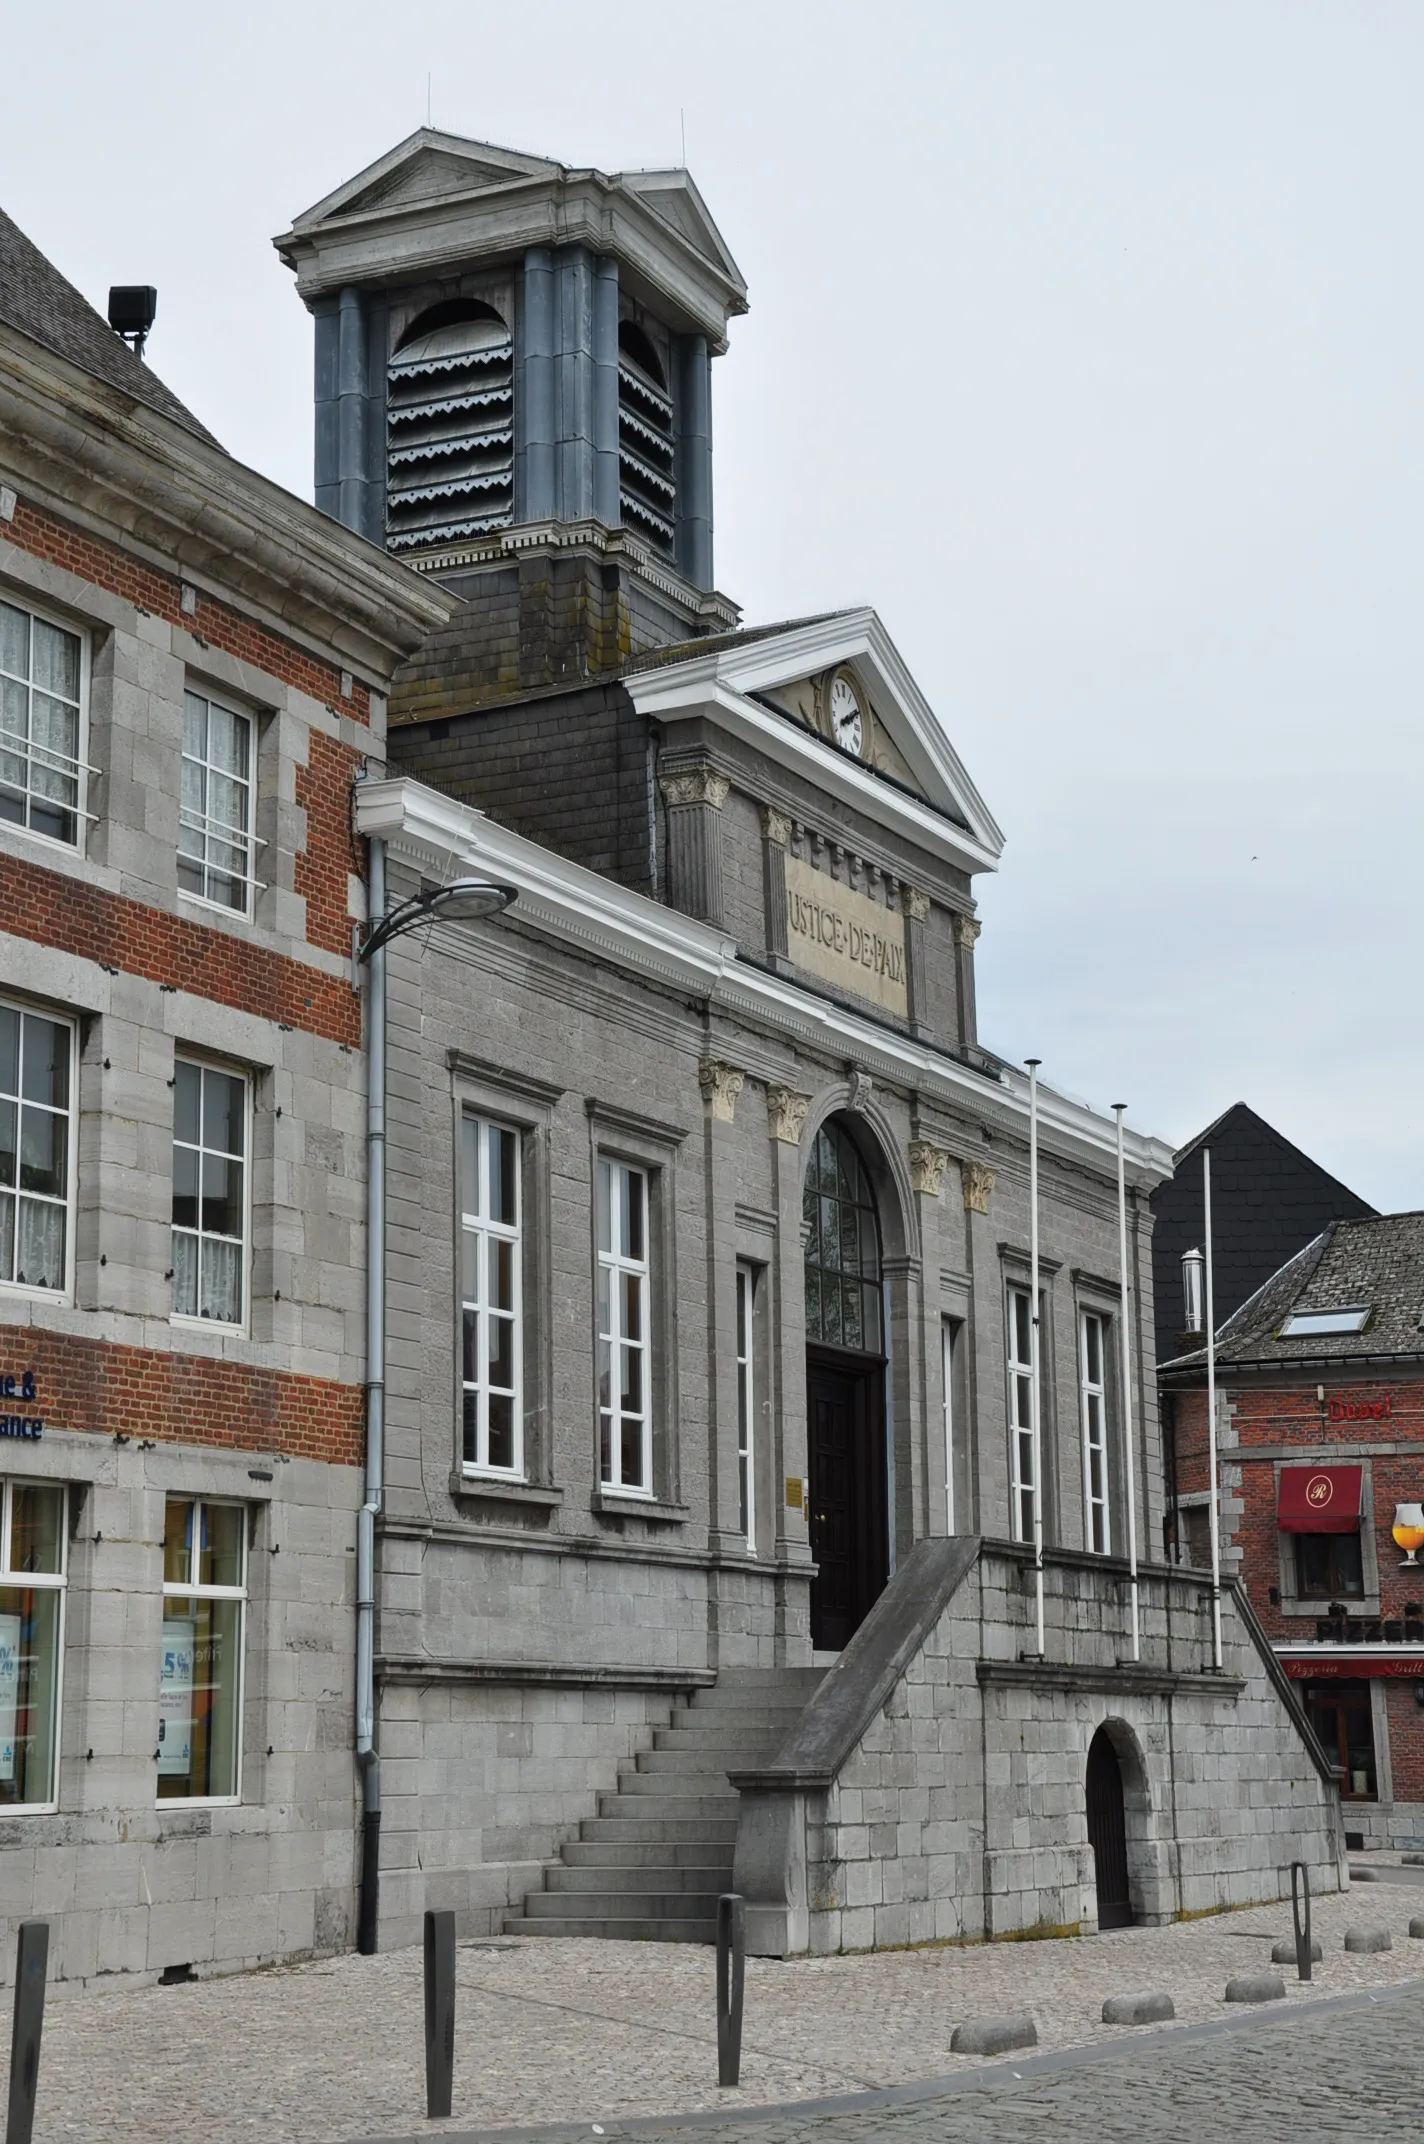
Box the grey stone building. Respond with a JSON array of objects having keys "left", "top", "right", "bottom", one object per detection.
[{"left": 281, "top": 131, "right": 1348, "bottom": 1953}]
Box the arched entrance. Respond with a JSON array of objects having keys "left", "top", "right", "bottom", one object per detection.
[
  {"left": 803, "top": 1118, "right": 889, "bottom": 1650},
  {"left": 1086, "top": 1726, "right": 1133, "bottom": 1929}
]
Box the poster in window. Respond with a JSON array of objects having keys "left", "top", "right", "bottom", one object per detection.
[
  {"left": 0, "top": 1611, "right": 19, "bottom": 1783},
  {"left": 158, "top": 1615, "right": 195, "bottom": 1778}
]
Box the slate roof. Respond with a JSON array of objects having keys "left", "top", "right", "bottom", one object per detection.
[
  {"left": 620, "top": 614, "right": 845, "bottom": 673},
  {"left": 1162, "top": 1211, "right": 1424, "bottom": 1376},
  {"left": 1150, "top": 1102, "right": 1374, "bottom": 1369},
  {"left": 0, "top": 206, "right": 219, "bottom": 446}
]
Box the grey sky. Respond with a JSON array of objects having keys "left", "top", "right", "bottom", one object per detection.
[{"left": 5, "top": 2, "right": 1419, "bottom": 1207}]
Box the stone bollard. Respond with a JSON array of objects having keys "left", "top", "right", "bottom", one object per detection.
[
  {"left": 1102, "top": 1992, "right": 1175, "bottom": 2026},
  {"left": 1272, "top": 1938, "right": 1322, "bottom": 1965},
  {"left": 950, "top": 2013, "right": 1037, "bottom": 2055},
  {"left": 1343, "top": 1926, "right": 1392, "bottom": 1953},
  {"left": 1409, "top": 1917, "right": 1424, "bottom": 1940},
  {"left": 423, "top": 1909, "right": 456, "bottom": 2120},
  {"left": 1225, "top": 1973, "right": 1286, "bottom": 2003},
  {"left": 1348, "top": 1865, "right": 1380, "bottom": 1881},
  {"left": 5, "top": 1921, "right": 49, "bottom": 2144}
]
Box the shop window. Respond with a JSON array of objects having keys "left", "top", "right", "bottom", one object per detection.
[
  {"left": 0, "top": 1001, "right": 73, "bottom": 1298},
  {"left": 460, "top": 1114, "right": 523, "bottom": 1477},
  {"left": 597, "top": 1158, "right": 651, "bottom": 1493},
  {"left": 0, "top": 597, "right": 86, "bottom": 848},
  {"left": 1304, "top": 1678, "right": 1377, "bottom": 1799},
  {"left": 178, "top": 689, "right": 255, "bottom": 914},
  {"left": 1295, "top": 1531, "right": 1365, "bottom": 1600},
  {"left": 158, "top": 1498, "right": 246, "bottom": 1802},
  {"left": 0, "top": 1479, "right": 66, "bottom": 1810},
  {"left": 1079, "top": 1309, "right": 1111, "bottom": 1555},
  {"left": 171, "top": 1059, "right": 248, "bottom": 1328}
]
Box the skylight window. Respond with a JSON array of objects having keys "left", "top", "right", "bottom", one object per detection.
[{"left": 1279, "top": 1307, "right": 1370, "bottom": 1338}]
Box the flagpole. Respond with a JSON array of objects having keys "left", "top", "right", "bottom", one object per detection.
[
  {"left": 1204, "top": 1148, "right": 1223, "bottom": 1671},
  {"left": 1027, "top": 1059, "right": 1045, "bottom": 1658},
  {"left": 1113, "top": 1105, "right": 1140, "bottom": 1662}
]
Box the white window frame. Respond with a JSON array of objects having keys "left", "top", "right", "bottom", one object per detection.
[
  {"left": 460, "top": 1113, "right": 524, "bottom": 1479},
  {"left": 177, "top": 687, "right": 258, "bottom": 918},
  {"left": 170, "top": 1057, "right": 251, "bottom": 1334},
  {"left": 0, "top": 1000, "right": 76, "bottom": 1305},
  {"left": 158, "top": 1496, "right": 246, "bottom": 1808},
  {"left": 1007, "top": 1283, "right": 1036, "bottom": 1545},
  {"left": 1079, "top": 1308, "right": 1111, "bottom": 1555},
  {"left": 0, "top": 591, "right": 91, "bottom": 855},
  {"left": 942, "top": 1318, "right": 958, "bottom": 1535},
  {"left": 598, "top": 1157, "right": 652, "bottom": 1496},
  {"left": 736, "top": 1263, "right": 757, "bottom": 1553},
  {"left": 0, "top": 1476, "right": 67, "bottom": 1814}
]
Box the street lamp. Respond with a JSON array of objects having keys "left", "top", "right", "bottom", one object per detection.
[{"left": 355, "top": 850, "right": 516, "bottom": 1955}]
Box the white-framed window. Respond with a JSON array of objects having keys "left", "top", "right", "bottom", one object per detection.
[
  {"left": 942, "top": 1317, "right": 960, "bottom": 1535},
  {"left": 171, "top": 1058, "right": 248, "bottom": 1328},
  {"left": 460, "top": 1114, "right": 522, "bottom": 1476},
  {"left": 0, "top": 1001, "right": 74, "bottom": 1298},
  {"left": 1007, "top": 1283, "right": 1036, "bottom": 1544},
  {"left": 178, "top": 689, "right": 254, "bottom": 914},
  {"left": 598, "top": 1158, "right": 651, "bottom": 1493},
  {"left": 1080, "top": 1309, "right": 1111, "bottom": 1554},
  {"left": 159, "top": 1497, "right": 245, "bottom": 1803},
  {"left": 0, "top": 596, "right": 86, "bottom": 849},
  {"left": 736, "top": 1263, "right": 757, "bottom": 1552},
  {"left": 0, "top": 1478, "right": 67, "bottom": 1811}
]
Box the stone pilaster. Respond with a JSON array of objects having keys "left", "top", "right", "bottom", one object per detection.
[
  {"left": 760, "top": 806, "right": 792, "bottom": 968},
  {"left": 952, "top": 913, "right": 981, "bottom": 1052},
  {"left": 904, "top": 887, "right": 933, "bottom": 1038},
  {"left": 960, "top": 1158, "right": 996, "bottom": 1214},
  {"left": 661, "top": 764, "right": 729, "bottom": 924},
  {"left": 767, "top": 1086, "right": 811, "bottom": 1145}
]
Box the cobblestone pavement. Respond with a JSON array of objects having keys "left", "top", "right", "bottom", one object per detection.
[{"left": 7, "top": 1887, "right": 1423, "bottom": 2143}]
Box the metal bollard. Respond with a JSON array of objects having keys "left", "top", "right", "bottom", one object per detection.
[
  {"left": 5, "top": 1920, "right": 49, "bottom": 2144},
  {"left": 1291, "top": 1859, "right": 1313, "bottom": 1983},
  {"left": 423, "top": 1909, "right": 456, "bottom": 2119},
  {"left": 716, "top": 1893, "right": 745, "bottom": 2089}
]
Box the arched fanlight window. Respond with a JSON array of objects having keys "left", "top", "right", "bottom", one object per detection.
[
  {"left": 803, "top": 1121, "right": 883, "bottom": 1354},
  {"left": 386, "top": 301, "right": 513, "bottom": 553},
  {"left": 617, "top": 320, "right": 675, "bottom": 558}
]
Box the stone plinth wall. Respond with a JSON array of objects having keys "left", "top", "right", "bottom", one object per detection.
[{"left": 733, "top": 1538, "right": 1345, "bottom": 1956}]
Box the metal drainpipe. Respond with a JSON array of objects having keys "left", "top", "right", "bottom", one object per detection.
[{"left": 356, "top": 834, "right": 386, "bottom": 1953}]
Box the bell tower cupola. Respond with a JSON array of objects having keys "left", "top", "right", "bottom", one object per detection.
[{"left": 274, "top": 131, "right": 745, "bottom": 645}]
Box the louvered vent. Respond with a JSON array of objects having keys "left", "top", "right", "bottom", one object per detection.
[
  {"left": 386, "top": 304, "right": 513, "bottom": 553},
  {"left": 617, "top": 324, "right": 675, "bottom": 558}
]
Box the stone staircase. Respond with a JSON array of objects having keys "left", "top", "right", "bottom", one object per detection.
[{"left": 505, "top": 1667, "right": 823, "bottom": 1942}]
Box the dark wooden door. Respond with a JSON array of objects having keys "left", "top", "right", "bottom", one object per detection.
[
  {"left": 807, "top": 1353, "right": 887, "bottom": 1651},
  {"left": 1086, "top": 1728, "right": 1133, "bottom": 1929}
]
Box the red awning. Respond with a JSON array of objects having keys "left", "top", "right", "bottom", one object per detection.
[{"left": 1278, "top": 1464, "right": 1363, "bottom": 1534}]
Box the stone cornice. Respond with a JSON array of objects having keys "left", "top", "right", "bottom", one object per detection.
[
  {"left": 0, "top": 326, "right": 451, "bottom": 683},
  {"left": 356, "top": 776, "right": 1175, "bottom": 1189}
]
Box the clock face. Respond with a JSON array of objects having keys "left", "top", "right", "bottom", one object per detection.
[{"left": 829, "top": 674, "right": 864, "bottom": 757}]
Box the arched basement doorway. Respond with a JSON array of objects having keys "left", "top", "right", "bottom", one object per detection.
[
  {"left": 803, "top": 1117, "right": 889, "bottom": 1650},
  {"left": 1086, "top": 1726, "right": 1134, "bottom": 1929}
]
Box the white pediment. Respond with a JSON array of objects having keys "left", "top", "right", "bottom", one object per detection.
[
  {"left": 623, "top": 610, "right": 1004, "bottom": 876},
  {"left": 614, "top": 171, "right": 747, "bottom": 301},
  {"left": 286, "top": 131, "right": 561, "bottom": 234}
]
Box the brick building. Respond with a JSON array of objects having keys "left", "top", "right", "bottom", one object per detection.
[
  {"left": 279, "top": 131, "right": 1345, "bottom": 1955},
  {"left": 1162, "top": 1212, "right": 1424, "bottom": 1847},
  {"left": 0, "top": 208, "right": 446, "bottom": 1978}
]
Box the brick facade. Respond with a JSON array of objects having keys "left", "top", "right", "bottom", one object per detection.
[{"left": 295, "top": 729, "right": 368, "bottom": 959}]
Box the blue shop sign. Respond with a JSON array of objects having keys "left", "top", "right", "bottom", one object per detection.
[{"left": 0, "top": 1372, "right": 43, "bottom": 1441}]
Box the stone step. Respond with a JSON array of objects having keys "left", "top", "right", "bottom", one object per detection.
[
  {"left": 520, "top": 1888, "right": 721, "bottom": 1922},
  {"left": 544, "top": 1863, "right": 730, "bottom": 1895},
  {"left": 598, "top": 1789, "right": 739, "bottom": 1819},
  {"left": 632, "top": 1746, "right": 748, "bottom": 1777},
  {"left": 504, "top": 1915, "right": 716, "bottom": 1944},
  {"left": 563, "top": 1838, "right": 736, "bottom": 1868},
  {"left": 651, "top": 1722, "right": 787, "bottom": 1751},
  {"left": 688, "top": 1673, "right": 823, "bottom": 1707},
  {"left": 580, "top": 1815, "right": 739, "bottom": 1845},
  {"left": 615, "top": 1763, "right": 741, "bottom": 1793}
]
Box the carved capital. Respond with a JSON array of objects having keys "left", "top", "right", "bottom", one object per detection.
[
  {"left": 698, "top": 1060, "right": 745, "bottom": 1123},
  {"left": 908, "top": 1140, "right": 950, "bottom": 1197},
  {"left": 660, "top": 764, "right": 729, "bottom": 810},
  {"left": 952, "top": 912, "right": 982, "bottom": 949},
  {"left": 905, "top": 887, "right": 932, "bottom": 923},
  {"left": 848, "top": 1068, "right": 874, "bottom": 1114},
  {"left": 761, "top": 805, "right": 792, "bottom": 846},
  {"left": 960, "top": 1158, "right": 996, "bottom": 1214},
  {"left": 767, "top": 1086, "right": 811, "bottom": 1145}
]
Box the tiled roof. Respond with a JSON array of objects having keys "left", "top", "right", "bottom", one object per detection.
[
  {"left": 1150, "top": 1101, "right": 1374, "bottom": 1369},
  {"left": 0, "top": 206, "right": 219, "bottom": 446},
  {"left": 1163, "top": 1210, "right": 1424, "bottom": 1375}
]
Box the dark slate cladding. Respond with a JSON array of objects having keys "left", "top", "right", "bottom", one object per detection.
[
  {"left": 1150, "top": 1102, "right": 1374, "bottom": 1368},
  {"left": 1163, "top": 1210, "right": 1424, "bottom": 1374},
  {"left": 621, "top": 613, "right": 843, "bottom": 673},
  {"left": 0, "top": 206, "right": 219, "bottom": 446}
]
